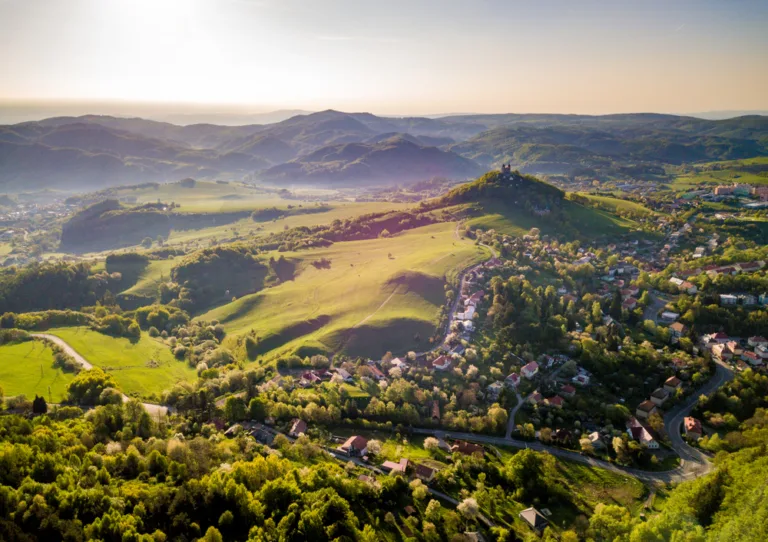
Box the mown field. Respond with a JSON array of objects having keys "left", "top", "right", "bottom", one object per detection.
[
  {"left": 0, "top": 340, "right": 75, "bottom": 402},
  {"left": 46, "top": 327, "right": 196, "bottom": 400},
  {"left": 201, "top": 221, "right": 490, "bottom": 361}
]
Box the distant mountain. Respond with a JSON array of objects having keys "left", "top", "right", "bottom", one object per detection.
[
  {"left": 261, "top": 135, "right": 482, "bottom": 186},
  {"left": 1, "top": 110, "right": 766, "bottom": 192}
]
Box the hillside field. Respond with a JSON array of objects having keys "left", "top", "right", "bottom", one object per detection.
[
  {"left": 669, "top": 156, "right": 768, "bottom": 189},
  {"left": 46, "top": 327, "right": 196, "bottom": 400},
  {"left": 466, "top": 199, "right": 639, "bottom": 239},
  {"left": 201, "top": 221, "right": 490, "bottom": 361},
  {"left": 576, "top": 193, "right": 659, "bottom": 216},
  {"left": 0, "top": 340, "right": 75, "bottom": 401}
]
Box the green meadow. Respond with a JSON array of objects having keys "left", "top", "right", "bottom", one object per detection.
[
  {"left": 576, "top": 193, "right": 660, "bottom": 216},
  {"left": 670, "top": 157, "right": 768, "bottom": 189},
  {"left": 466, "top": 199, "right": 638, "bottom": 239},
  {"left": 201, "top": 221, "right": 490, "bottom": 361},
  {"left": 46, "top": 327, "right": 197, "bottom": 400},
  {"left": 0, "top": 340, "right": 75, "bottom": 402},
  {"left": 119, "top": 257, "right": 180, "bottom": 298}
]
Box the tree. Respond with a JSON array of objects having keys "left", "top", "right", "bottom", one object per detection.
[
  {"left": 202, "top": 527, "right": 223, "bottom": 542},
  {"left": 612, "top": 436, "right": 631, "bottom": 464},
  {"left": 248, "top": 397, "right": 267, "bottom": 421},
  {"left": 588, "top": 504, "right": 632, "bottom": 541},
  {"left": 366, "top": 439, "right": 382, "bottom": 455},
  {"left": 32, "top": 395, "right": 47, "bottom": 414},
  {"left": 423, "top": 437, "right": 440, "bottom": 452},
  {"left": 425, "top": 499, "right": 442, "bottom": 522},
  {"left": 141, "top": 237, "right": 153, "bottom": 248},
  {"left": 410, "top": 479, "right": 428, "bottom": 500},
  {"left": 457, "top": 498, "right": 479, "bottom": 520},
  {"left": 224, "top": 396, "right": 246, "bottom": 423},
  {"left": 579, "top": 437, "right": 594, "bottom": 455}
]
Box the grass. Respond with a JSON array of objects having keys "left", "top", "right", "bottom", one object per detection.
[
  {"left": 669, "top": 157, "right": 768, "bottom": 190},
  {"left": 201, "top": 221, "right": 489, "bottom": 361},
  {"left": 46, "top": 327, "right": 197, "bottom": 400},
  {"left": 0, "top": 340, "right": 76, "bottom": 402},
  {"left": 466, "top": 199, "right": 639, "bottom": 240},
  {"left": 119, "top": 257, "right": 180, "bottom": 298},
  {"left": 575, "top": 193, "right": 660, "bottom": 216}
]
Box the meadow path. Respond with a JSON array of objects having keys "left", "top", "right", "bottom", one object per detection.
[{"left": 31, "top": 333, "right": 169, "bottom": 417}]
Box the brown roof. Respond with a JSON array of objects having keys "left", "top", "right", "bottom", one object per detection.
[
  {"left": 684, "top": 417, "right": 702, "bottom": 434},
  {"left": 414, "top": 464, "right": 437, "bottom": 478},
  {"left": 341, "top": 435, "right": 368, "bottom": 452},
  {"left": 665, "top": 376, "right": 681, "bottom": 387},
  {"left": 637, "top": 400, "right": 656, "bottom": 412},
  {"left": 451, "top": 440, "right": 483, "bottom": 455},
  {"left": 669, "top": 322, "right": 686, "bottom": 332}
]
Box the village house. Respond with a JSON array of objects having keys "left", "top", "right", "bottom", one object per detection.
[
  {"left": 741, "top": 351, "right": 763, "bottom": 366},
  {"left": 505, "top": 373, "right": 520, "bottom": 388},
  {"left": 572, "top": 373, "right": 590, "bottom": 386},
  {"left": 289, "top": 418, "right": 307, "bottom": 438},
  {"left": 748, "top": 336, "right": 768, "bottom": 348},
  {"left": 720, "top": 294, "right": 738, "bottom": 305},
  {"left": 669, "top": 322, "right": 686, "bottom": 339},
  {"left": 486, "top": 381, "right": 504, "bottom": 401},
  {"left": 661, "top": 311, "right": 680, "bottom": 322},
  {"left": 367, "top": 363, "right": 386, "bottom": 381},
  {"left": 521, "top": 360, "right": 539, "bottom": 379},
  {"left": 626, "top": 417, "right": 659, "bottom": 449},
  {"left": 622, "top": 297, "right": 638, "bottom": 310},
  {"left": 451, "top": 441, "right": 484, "bottom": 456},
  {"left": 432, "top": 355, "right": 452, "bottom": 371},
  {"left": 381, "top": 458, "right": 408, "bottom": 474},
  {"left": 339, "top": 436, "right": 368, "bottom": 457},
  {"left": 519, "top": 507, "right": 549, "bottom": 533},
  {"left": 588, "top": 431, "right": 605, "bottom": 450},
  {"left": 684, "top": 417, "right": 703, "bottom": 440},
  {"left": 755, "top": 345, "right": 768, "bottom": 360},
  {"left": 560, "top": 384, "right": 576, "bottom": 398},
  {"left": 636, "top": 400, "right": 658, "bottom": 419},
  {"left": 545, "top": 395, "right": 564, "bottom": 409},
  {"left": 650, "top": 388, "right": 669, "bottom": 406},
  {"left": 529, "top": 391, "right": 543, "bottom": 405},
  {"left": 663, "top": 376, "right": 682, "bottom": 394},
  {"left": 414, "top": 464, "right": 437, "bottom": 483}
]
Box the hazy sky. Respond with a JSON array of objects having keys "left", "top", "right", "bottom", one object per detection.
[{"left": 1, "top": 0, "right": 767, "bottom": 116}]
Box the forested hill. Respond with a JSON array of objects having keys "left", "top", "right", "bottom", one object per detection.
[{"left": 435, "top": 169, "right": 565, "bottom": 209}]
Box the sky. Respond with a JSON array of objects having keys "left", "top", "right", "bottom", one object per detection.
[{"left": 0, "top": 0, "right": 767, "bottom": 117}]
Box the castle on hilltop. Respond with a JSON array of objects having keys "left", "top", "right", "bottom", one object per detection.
[{"left": 500, "top": 163, "right": 512, "bottom": 174}]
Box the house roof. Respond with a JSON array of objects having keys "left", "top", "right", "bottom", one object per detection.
[
  {"left": 432, "top": 355, "right": 451, "bottom": 369},
  {"left": 414, "top": 464, "right": 437, "bottom": 478},
  {"left": 522, "top": 361, "right": 539, "bottom": 373},
  {"left": 637, "top": 400, "right": 656, "bottom": 412},
  {"left": 622, "top": 297, "right": 638, "bottom": 307},
  {"left": 290, "top": 418, "right": 307, "bottom": 435},
  {"left": 669, "top": 322, "right": 686, "bottom": 332},
  {"left": 519, "top": 507, "right": 549, "bottom": 530},
  {"left": 651, "top": 388, "right": 669, "bottom": 399},
  {"left": 341, "top": 435, "right": 368, "bottom": 451},
  {"left": 665, "top": 376, "right": 681, "bottom": 387},
  {"left": 547, "top": 395, "right": 565, "bottom": 407},
  {"left": 749, "top": 336, "right": 768, "bottom": 344},
  {"left": 684, "top": 417, "right": 702, "bottom": 433},
  {"left": 561, "top": 384, "right": 576, "bottom": 394},
  {"left": 451, "top": 441, "right": 483, "bottom": 455}
]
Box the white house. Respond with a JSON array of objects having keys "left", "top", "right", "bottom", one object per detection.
[{"left": 521, "top": 361, "right": 539, "bottom": 379}]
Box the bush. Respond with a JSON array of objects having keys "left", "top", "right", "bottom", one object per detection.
[{"left": 148, "top": 326, "right": 160, "bottom": 338}]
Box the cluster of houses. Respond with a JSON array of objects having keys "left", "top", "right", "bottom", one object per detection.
[
  {"left": 719, "top": 293, "right": 768, "bottom": 307},
  {"left": 635, "top": 374, "right": 683, "bottom": 420},
  {"left": 702, "top": 333, "right": 768, "bottom": 368},
  {"left": 299, "top": 366, "right": 355, "bottom": 387}
]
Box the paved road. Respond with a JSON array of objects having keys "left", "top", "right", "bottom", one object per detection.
[
  {"left": 643, "top": 289, "right": 677, "bottom": 324},
  {"left": 410, "top": 359, "right": 734, "bottom": 485},
  {"left": 31, "top": 333, "right": 169, "bottom": 417},
  {"left": 664, "top": 359, "right": 733, "bottom": 475}
]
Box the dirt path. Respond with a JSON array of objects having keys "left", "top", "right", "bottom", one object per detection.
[
  {"left": 31, "top": 333, "right": 168, "bottom": 417},
  {"left": 352, "top": 289, "right": 398, "bottom": 328}
]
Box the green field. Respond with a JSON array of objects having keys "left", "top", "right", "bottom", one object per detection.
[
  {"left": 119, "top": 257, "right": 180, "bottom": 298},
  {"left": 0, "top": 340, "right": 76, "bottom": 402},
  {"left": 466, "top": 199, "right": 639, "bottom": 239},
  {"left": 670, "top": 157, "right": 768, "bottom": 189},
  {"left": 576, "top": 193, "right": 660, "bottom": 216},
  {"left": 46, "top": 327, "right": 197, "bottom": 400},
  {"left": 201, "top": 221, "right": 489, "bottom": 360}
]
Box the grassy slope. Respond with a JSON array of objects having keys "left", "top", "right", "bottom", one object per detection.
[
  {"left": 670, "top": 156, "right": 768, "bottom": 189},
  {"left": 201, "top": 221, "right": 489, "bottom": 360},
  {"left": 466, "top": 199, "right": 638, "bottom": 239},
  {"left": 576, "top": 193, "right": 659, "bottom": 216},
  {"left": 0, "top": 341, "right": 76, "bottom": 401},
  {"left": 46, "top": 327, "right": 196, "bottom": 400},
  {"left": 120, "top": 258, "right": 179, "bottom": 298}
]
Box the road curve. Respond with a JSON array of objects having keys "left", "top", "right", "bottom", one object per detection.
[
  {"left": 31, "top": 333, "right": 168, "bottom": 417},
  {"left": 409, "top": 358, "right": 734, "bottom": 485}
]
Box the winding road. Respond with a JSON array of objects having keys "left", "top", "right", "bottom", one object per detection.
[{"left": 31, "top": 333, "right": 168, "bottom": 417}]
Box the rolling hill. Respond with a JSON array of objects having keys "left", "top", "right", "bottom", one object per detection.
[
  {"left": 261, "top": 135, "right": 483, "bottom": 186},
  {"left": 1, "top": 110, "right": 766, "bottom": 192}
]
